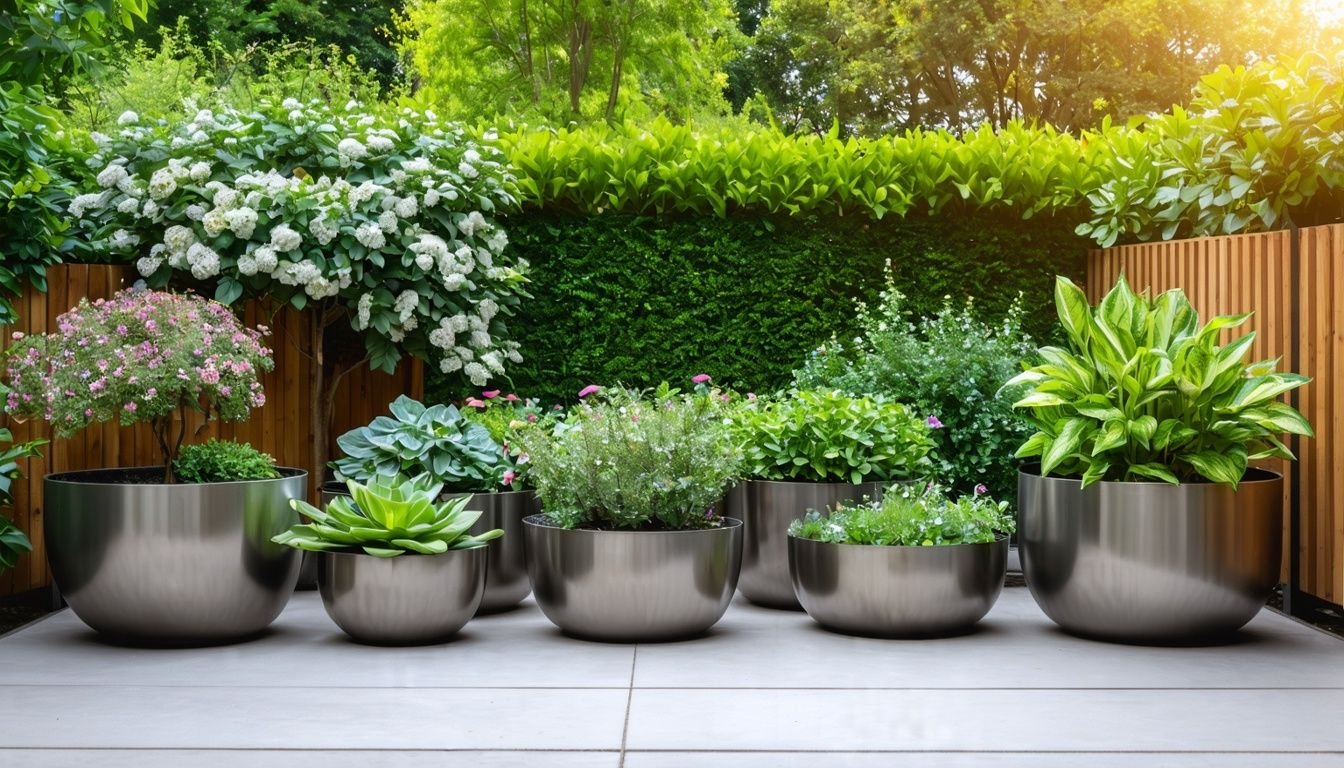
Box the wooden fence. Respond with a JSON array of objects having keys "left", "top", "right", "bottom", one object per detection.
[
  {"left": 1087, "top": 224, "right": 1343, "bottom": 605},
  {"left": 0, "top": 265, "right": 422, "bottom": 598}
]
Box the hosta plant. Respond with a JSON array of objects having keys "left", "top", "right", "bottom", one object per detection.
[
  {"left": 734, "top": 390, "right": 934, "bottom": 484},
  {"left": 511, "top": 385, "right": 741, "bottom": 530},
  {"left": 789, "top": 482, "right": 1013, "bottom": 547},
  {"left": 274, "top": 474, "right": 503, "bottom": 557},
  {"left": 332, "top": 396, "right": 508, "bottom": 492},
  {"left": 1008, "top": 275, "right": 1313, "bottom": 488}
]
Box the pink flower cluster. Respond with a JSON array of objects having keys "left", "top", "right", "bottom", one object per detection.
[{"left": 3, "top": 289, "right": 274, "bottom": 440}]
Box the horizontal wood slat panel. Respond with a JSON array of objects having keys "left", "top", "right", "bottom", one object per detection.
[{"left": 0, "top": 265, "right": 422, "bottom": 597}]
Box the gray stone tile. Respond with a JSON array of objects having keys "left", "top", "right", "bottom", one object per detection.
[
  {"left": 631, "top": 588, "right": 1344, "bottom": 689},
  {"left": 623, "top": 688, "right": 1344, "bottom": 752},
  {"left": 0, "top": 594, "right": 634, "bottom": 689},
  {"left": 0, "top": 686, "right": 628, "bottom": 750},
  {"left": 624, "top": 753, "right": 1340, "bottom": 768},
  {"left": 0, "top": 750, "right": 621, "bottom": 768}
]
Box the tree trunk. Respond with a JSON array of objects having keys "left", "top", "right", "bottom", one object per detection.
[
  {"left": 309, "top": 308, "right": 327, "bottom": 498},
  {"left": 605, "top": 41, "right": 625, "bottom": 122},
  {"left": 568, "top": 18, "right": 593, "bottom": 115}
]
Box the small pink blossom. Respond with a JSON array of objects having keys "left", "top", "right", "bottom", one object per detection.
[
  {"left": 482, "top": 389, "right": 501, "bottom": 399},
  {"left": 504, "top": 393, "right": 519, "bottom": 402},
  {"left": 926, "top": 415, "right": 944, "bottom": 429},
  {"left": 124, "top": 402, "right": 137, "bottom": 413},
  {"left": 578, "top": 385, "right": 601, "bottom": 398},
  {"left": 974, "top": 483, "right": 989, "bottom": 496},
  {"left": 465, "top": 398, "right": 487, "bottom": 408},
  {"left": 502, "top": 470, "right": 516, "bottom": 486},
  {"left": 691, "top": 374, "right": 712, "bottom": 384},
  {"left": 526, "top": 413, "right": 538, "bottom": 423}
]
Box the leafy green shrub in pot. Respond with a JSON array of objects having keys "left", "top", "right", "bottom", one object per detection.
[
  {"left": 1009, "top": 275, "right": 1314, "bottom": 642},
  {"left": 0, "top": 428, "right": 44, "bottom": 570},
  {"left": 513, "top": 385, "right": 741, "bottom": 530},
  {"left": 460, "top": 390, "right": 554, "bottom": 489},
  {"left": 790, "top": 483, "right": 1014, "bottom": 547},
  {"left": 332, "top": 396, "right": 508, "bottom": 492},
  {"left": 1008, "top": 275, "right": 1313, "bottom": 487},
  {"left": 794, "top": 263, "right": 1035, "bottom": 502},
  {"left": 735, "top": 389, "right": 934, "bottom": 484},
  {"left": 173, "top": 439, "right": 280, "bottom": 484}
]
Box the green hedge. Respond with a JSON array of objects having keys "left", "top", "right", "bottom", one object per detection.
[{"left": 428, "top": 213, "right": 1084, "bottom": 405}]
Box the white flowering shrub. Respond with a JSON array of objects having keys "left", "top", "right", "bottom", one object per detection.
[{"left": 67, "top": 100, "right": 527, "bottom": 383}]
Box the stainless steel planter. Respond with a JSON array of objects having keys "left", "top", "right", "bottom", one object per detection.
[
  {"left": 1018, "top": 467, "right": 1283, "bottom": 643},
  {"left": 44, "top": 467, "right": 306, "bottom": 644},
  {"left": 523, "top": 515, "right": 743, "bottom": 642},
  {"left": 296, "top": 480, "right": 349, "bottom": 591},
  {"left": 789, "top": 535, "right": 1007, "bottom": 636},
  {"left": 318, "top": 548, "right": 486, "bottom": 645},
  {"left": 740, "top": 479, "right": 888, "bottom": 609}
]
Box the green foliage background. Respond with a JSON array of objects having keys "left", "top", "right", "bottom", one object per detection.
[{"left": 428, "top": 212, "right": 1082, "bottom": 404}]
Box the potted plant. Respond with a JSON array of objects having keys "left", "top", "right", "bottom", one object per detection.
[
  {"left": 1009, "top": 275, "right": 1313, "bottom": 643},
  {"left": 788, "top": 482, "right": 1012, "bottom": 637},
  {"left": 327, "top": 394, "right": 532, "bottom": 612},
  {"left": 2, "top": 289, "right": 304, "bottom": 644},
  {"left": 512, "top": 385, "right": 743, "bottom": 642},
  {"left": 0, "top": 428, "right": 44, "bottom": 571},
  {"left": 274, "top": 474, "right": 501, "bottom": 645},
  {"left": 731, "top": 389, "right": 935, "bottom": 609}
]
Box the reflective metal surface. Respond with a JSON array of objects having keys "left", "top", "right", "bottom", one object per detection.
[
  {"left": 523, "top": 515, "right": 743, "bottom": 642},
  {"left": 1019, "top": 468, "right": 1283, "bottom": 643},
  {"left": 456, "top": 490, "right": 538, "bottom": 613},
  {"left": 319, "top": 548, "right": 486, "bottom": 645},
  {"left": 789, "top": 535, "right": 1007, "bottom": 637},
  {"left": 45, "top": 467, "right": 305, "bottom": 644},
  {"left": 740, "top": 480, "right": 888, "bottom": 609},
  {"left": 295, "top": 481, "right": 349, "bottom": 591}
]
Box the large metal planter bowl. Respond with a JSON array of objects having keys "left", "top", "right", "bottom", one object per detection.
[
  {"left": 309, "top": 484, "right": 536, "bottom": 612},
  {"left": 523, "top": 515, "right": 743, "bottom": 642},
  {"left": 740, "top": 479, "right": 889, "bottom": 609},
  {"left": 44, "top": 467, "right": 306, "bottom": 644},
  {"left": 318, "top": 548, "right": 486, "bottom": 645},
  {"left": 789, "top": 535, "right": 1008, "bottom": 637},
  {"left": 1018, "top": 467, "right": 1283, "bottom": 643}
]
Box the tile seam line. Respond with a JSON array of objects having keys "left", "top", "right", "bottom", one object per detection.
[
  {"left": 2, "top": 748, "right": 1341, "bottom": 755},
  {"left": 618, "top": 646, "right": 637, "bottom": 768}
]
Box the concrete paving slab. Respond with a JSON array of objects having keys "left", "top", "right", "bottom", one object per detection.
[
  {"left": 0, "top": 749, "right": 622, "bottom": 768},
  {"left": 623, "top": 688, "right": 1344, "bottom": 752},
  {"left": 631, "top": 589, "right": 1344, "bottom": 689},
  {"left": 623, "top": 752, "right": 1342, "bottom": 768},
  {"left": 0, "top": 594, "right": 635, "bottom": 689},
  {"left": 0, "top": 686, "right": 629, "bottom": 750}
]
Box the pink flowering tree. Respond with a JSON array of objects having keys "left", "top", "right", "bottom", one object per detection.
[{"left": 2, "top": 289, "right": 272, "bottom": 482}]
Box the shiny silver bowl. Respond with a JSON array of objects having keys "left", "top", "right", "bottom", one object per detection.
[
  {"left": 1019, "top": 467, "right": 1283, "bottom": 643},
  {"left": 459, "top": 490, "right": 539, "bottom": 613},
  {"left": 740, "top": 479, "right": 889, "bottom": 609},
  {"left": 789, "top": 535, "right": 1007, "bottom": 637},
  {"left": 523, "top": 514, "right": 743, "bottom": 642},
  {"left": 318, "top": 547, "right": 486, "bottom": 645},
  {"left": 45, "top": 467, "right": 306, "bottom": 644}
]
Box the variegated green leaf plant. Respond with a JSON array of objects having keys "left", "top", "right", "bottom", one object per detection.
[{"left": 1007, "top": 275, "right": 1312, "bottom": 488}]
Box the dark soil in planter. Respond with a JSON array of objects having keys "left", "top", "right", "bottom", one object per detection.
[{"left": 526, "top": 514, "right": 733, "bottom": 533}]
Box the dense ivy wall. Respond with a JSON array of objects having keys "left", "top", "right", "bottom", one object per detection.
[{"left": 428, "top": 212, "right": 1084, "bottom": 404}]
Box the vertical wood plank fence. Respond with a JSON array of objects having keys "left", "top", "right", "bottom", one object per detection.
[
  {"left": 1087, "top": 224, "right": 1343, "bottom": 605},
  {"left": 0, "top": 265, "right": 422, "bottom": 598}
]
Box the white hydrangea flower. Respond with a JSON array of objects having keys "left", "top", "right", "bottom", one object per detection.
[
  {"left": 367, "top": 135, "right": 394, "bottom": 153},
  {"left": 481, "top": 351, "right": 504, "bottom": 375},
  {"left": 393, "top": 290, "right": 419, "bottom": 322},
  {"left": 378, "top": 210, "right": 398, "bottom": 233},
  {"left": 96, "top": 163, "right": 129, "bottom": 189},
  {"left": 487, "top": 230, "right": 508, "bottom": 253},
  {"left": 270, "top": 224, "right": 302, "bottom": 252},
  {"left": 164, "top": 224, "right": 196, "bottom": 253},
  {"left": 448, "top": 314, "right": 470, "bottom": 333},
  {"left": 117, "top": 197, "right": 140, "bottom": 214},
  {"left": 464, "top": 362, "right": 488, "bottom": 386},
  {"left": 191, "top": 130, "right": 209, "bottom": 143},
  {"left": 309, "top": 216, "right": 339, "bottom": 246},
  {"left": 252, "top": 245, "right": 278, "bottom": 274},
  {"left": 429, "top": 325, "right": 455, "bottom": 350},
  {"left": 282, "top": 98, "right": 301, "bottom": 110},
  {"left": 424, "top": 188, "right": 441, "bottom": 207},
  {"left": 458, "top": 161, "right": 479, "bottom": 179},
  {"left": 337, "top": 138, "right": 368, "bottom": 162},
  {"left": 185, "top": 204, "right": 206, "bottom": 221},
  {"left": 403, "top": 158, "right": 431, "bottom": 174},
  {"left": 305, "top": 277, "right": 339, "bottom": 300},
  {"left": 470, "top": 330, "right": 491, "bottom": 349},
  {"left": 456, "top": 210, "right": 487, "bottom": 238},
  {"left": 186, "top": 242, "right": 221, "bottom": 280},
  {"left": 355, "top": 222, "right": 386, "bottom": 249},
  {"left": 116, "top": 175, "right": 140, "bottom": 196},
  {"left": 136, "top": 256, "right": 162, "bottom": 275},
  {"left": 388, "top": 327, "right": 406, "bottom": 343},
  {"left": 505, "top": 345, "right": 524, "bottom": 364},
  {"left": 110, "top": 229, "right": 140, "bottom": 249},
  {"left": 415, "top": 252, "right": 434, "bottom": 271},
  {"left": 454, "top": 345, "right": 474, "bottom": 362},
  {"left": 463, "top": 148, "right": 482, "bottom": 165},
  {"left": 394, "top": 195, "right": 418, "bottom": 218},
  {"left": 236, "top": 252, "right": 258, "bottom": 276},
  {"left": 69, "top": 192, "right": 106, "bottom": 219},
  {"left": 439, "top": 357, "right": 463, "bottom": 374},
  {"left": 355, "top": 293, "right": 373, "bottom": 329},
  {"left": 212, "top": 188, "right": 239, "bottom": 209},
  {"left": 478, "top": 298, "right": 499, "bottom": 323},
  {"left": 117, "top": 111, "right": 139, "bottom": 126},
  {"left": 90, "top": 131, "right": 111, "bottom": 148},
  {"left": 202, "top": 208, "right": 229, "bottom": 237},
  {"left": 225, "top": 207, "right": 258, "bottom": 239},
  {"left": 141, "top": 200, "right": 159, "bottom": 218},
  {"left": 443, "top": 273, "right": 465, "bottom": 291}
]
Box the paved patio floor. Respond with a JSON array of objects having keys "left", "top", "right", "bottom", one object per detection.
[{"left": 0, "top": 585, "right": 1340, "bottom": 767}]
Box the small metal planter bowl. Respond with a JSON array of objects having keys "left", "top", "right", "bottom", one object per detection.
[
  {"left": 740, "top": 479, "right": 889, "bottom": 609},
  {"left": 523, "top": 515, "right": 743, "bottom": 642},
  {"left": 452, "top": 490, "right": 539, "bottom": 613},
  {"left": 1018, "top": 467, "right": 1283, "bottom": 643},
  {"left": 44, "top": 467, "right": 306, "bottom": 644},
  {"left": 318, "top": 547, "right": 486, "bottom": 645},
  {"left": 789, "top": 535, "right": 1008, "bottom": 637}
]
